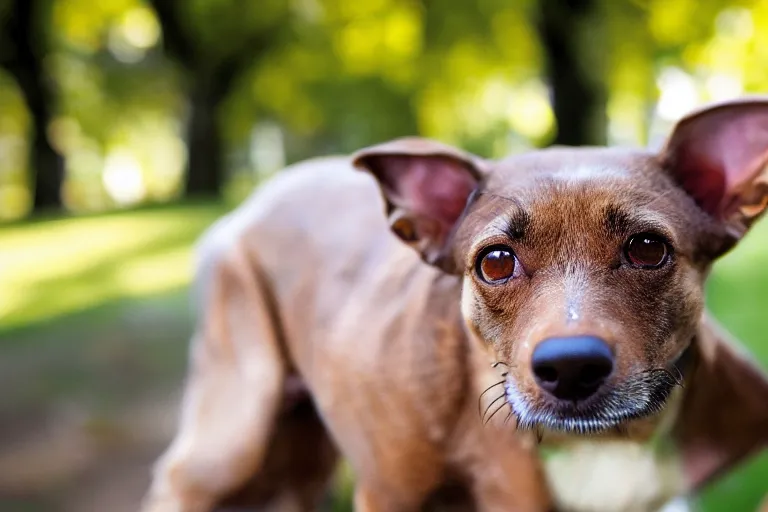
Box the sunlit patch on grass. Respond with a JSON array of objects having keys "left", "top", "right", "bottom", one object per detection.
[
  {"left": 112, "top": 246, "right": 193, "bottom": 296},
  {"left": 0, "top": 202, "right": 225, "bottom": 332}
]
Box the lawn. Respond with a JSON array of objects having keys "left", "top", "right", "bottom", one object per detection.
[{"left": 0, "top": 201, "right": 766, "bottom": 511}]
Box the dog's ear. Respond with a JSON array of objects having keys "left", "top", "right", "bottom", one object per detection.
[
  {"left": 353, "top": 137, "right": 486, "bottom": 272},
  {"left": 672, "top": 318, "right": 768, "bottom": 491},
  {"left": 660, "top": 97, "right": 768, "bottom": 240}
]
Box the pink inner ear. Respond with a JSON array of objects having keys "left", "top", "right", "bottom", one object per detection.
[
  {"left": 665, "top": 105, "right": 768, "bottom": 218},
  {"left": 673, "top": 143, "right": 727, "bottom": 216},
  {"left": 375, "top": 155, "right": 478, "bottom": 228}
]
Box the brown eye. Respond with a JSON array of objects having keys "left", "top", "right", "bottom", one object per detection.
[
  {"left": 477, "top": 246, "right": 516, "bottom": 283},
  {"left": 624, "top": 233, "right": 670, "bottom": 268}
]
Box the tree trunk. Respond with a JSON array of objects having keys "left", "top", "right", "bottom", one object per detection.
[
  {"left": 30, "top": 120, "right": 65, "bottom": 209},
  {"left": 184, "top": 80, "right": 224, "bottom": 197},
  {"left": 537, "top": 0, "right": 607, "bottom": 147},
  {"left": 148, "top": 0, "right": 281, "bottom": 198},
  {"left": 4, "top": 0, "right": 65, "bottom": 211}
]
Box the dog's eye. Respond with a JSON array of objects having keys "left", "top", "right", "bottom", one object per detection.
[
  {"left": 624, "top": 233, "right": 670, "bottom": 268},
  {"left": 477, "top": 246, "right": 516, "bottom": 283}
]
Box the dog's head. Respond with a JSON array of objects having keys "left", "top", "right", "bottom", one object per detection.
[{"left": 354, "top": 98, "right": 768, "bottom": 486}]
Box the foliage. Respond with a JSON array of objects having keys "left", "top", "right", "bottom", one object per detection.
[{"left": 1, "top": 0, "right": 767, "bottom": 218}]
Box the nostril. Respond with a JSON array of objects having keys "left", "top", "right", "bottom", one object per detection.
[
  {"left": 578, "top": 363, "right": 611, "bottom": 388},
  {"left": 534, "top": 365, "right": 558, "bottom": 384}
]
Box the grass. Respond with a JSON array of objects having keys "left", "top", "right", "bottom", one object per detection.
[
  {"left": 1, "top": 202, "right": 767, "bottom": 511},
  {"left": 697, "top": 218, "right": 768, "bottom": 512},
  {"left": 0, "top": 200, "right": 228, "bottom": 334}
]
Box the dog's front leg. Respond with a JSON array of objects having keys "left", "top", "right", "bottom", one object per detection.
[
  {"left": 142, "top": 242, "right": 286, "bottom": 512},
  {"left": 470, "top": 453, "right": 555, "bottom": 512}
]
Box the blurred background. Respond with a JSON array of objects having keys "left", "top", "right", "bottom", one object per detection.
[{"left": 0, "top": 0, "right": 767, "bottom": 510}]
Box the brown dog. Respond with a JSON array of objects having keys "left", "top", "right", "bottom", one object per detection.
[{"left": 142, "top": 98, "right": 768, "bottom": 512}]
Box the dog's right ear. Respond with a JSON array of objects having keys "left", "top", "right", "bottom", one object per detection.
[
  {"left": 659, "top": 97, "right": 768, "bottom": 242},
  {"left": 353, "top": 137, "right": 486, "bottom": 273}
]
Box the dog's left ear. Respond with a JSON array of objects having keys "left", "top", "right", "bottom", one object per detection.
[
  {"left": 672, "top": 319, "right": 768, "bottom": 491},
  {"left": 660, "top": 98, "right": 768, "bottom": 240},
  {"left": 353, "top": 137, "right": 486, "bottom": 273}
]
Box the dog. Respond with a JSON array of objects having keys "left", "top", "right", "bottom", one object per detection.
[{"left": 142, "top": 98, "right": 768, "bottom": 512}]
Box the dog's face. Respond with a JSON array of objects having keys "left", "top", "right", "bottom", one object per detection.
[
  {"left": 355, "top": 98, "right": 768, "bottom": 437},
  {"left": 453, "top": 148, "right": 720, "bottom": 433}
]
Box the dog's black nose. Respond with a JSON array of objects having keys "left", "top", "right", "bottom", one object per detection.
[{"left": 531, "top": 336, "right": 614, "bottom": 401}]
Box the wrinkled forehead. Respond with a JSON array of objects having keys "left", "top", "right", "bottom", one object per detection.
[{"left": 456, "top": 147, "right": 710, "bottom": 255}]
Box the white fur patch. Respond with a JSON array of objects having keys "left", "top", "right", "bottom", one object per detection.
[{"left": 544, "top": 440, "right": 687, "bottom": 512}]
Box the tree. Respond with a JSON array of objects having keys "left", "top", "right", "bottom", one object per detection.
[
  {"left": 536, "top": 0, "right": 608, "bottom": 146},
  {"left": 147, "top": 0, "right": 287, "bottom": 197},
  {"left": 0, "top": 0, "right": 65, "bottom": 211}
]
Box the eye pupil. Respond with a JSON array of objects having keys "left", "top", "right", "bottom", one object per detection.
[
  {"left": 479, "top": 248, "right": 516, "bottom": 283},
  {"left": 625, "top": 234, "right": 669, "bottom": 268}
]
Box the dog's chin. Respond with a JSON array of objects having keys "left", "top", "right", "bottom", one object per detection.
[{"left": 505, "top": 369, "right": 679, "bottom": 435}]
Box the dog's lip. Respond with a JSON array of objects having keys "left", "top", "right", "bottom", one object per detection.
[
  {"left": 507, "top": 370, "right": 618, "bottom": 413},
  {"left": 521, "top": 385, "right": 611, "bottom": 413}
]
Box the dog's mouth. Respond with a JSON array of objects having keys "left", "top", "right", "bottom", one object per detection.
[
  {"left": 505, "top": 369, "right": 679, "bottom": 434},
  {"left": 504, "top": 349, "right": 691, "bottom": 435}
]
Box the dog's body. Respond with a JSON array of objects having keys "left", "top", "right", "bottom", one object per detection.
[
  {"left": 144, "top": 100, "right": 768, "bottom": 512},
  {"left": 146, "top": 157, "right": 554, "bottom": 511}
]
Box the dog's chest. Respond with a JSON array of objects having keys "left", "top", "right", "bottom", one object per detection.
[
  {"left": 542, "top": 440, "right": 687, "bottom": 512},
  {"left": 540, "top": 391, "right": 689, "bottom": 512}
]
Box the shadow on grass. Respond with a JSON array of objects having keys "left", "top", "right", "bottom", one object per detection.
[
  {"left": 0, "top": 287, "right": 195, "bottom": 512},
  {"left": 0, "top": 286, "right": 193, "bottom": 429}
]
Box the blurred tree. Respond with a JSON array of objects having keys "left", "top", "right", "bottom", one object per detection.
[
  {"left": 1, "top": 0, "right": 763, "bottom": 220},
  {"left": 147, "top": 0, "right": 288, "bottom": 197},
  {"left": 536, "top": 0, "right": 607, "bottom": 146},
  {"left": 0, "top": 0, "right": 65, "bottom": 211}
]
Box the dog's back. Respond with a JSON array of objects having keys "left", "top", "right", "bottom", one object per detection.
[{"left": 195, "top": 155, "right": 397, "bottom": 306}]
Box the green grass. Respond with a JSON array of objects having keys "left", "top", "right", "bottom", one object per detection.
[
  {"left": 1, "top": 203, "right": 767, "bottom": 511},
  {"left": 697, "top": 217, "right": 768, "bottom": 512},
  {"left": 0, "top": 200, "right": 228, "bottom": 334}
]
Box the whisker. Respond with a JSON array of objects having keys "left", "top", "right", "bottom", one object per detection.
[
  {"left": 481, "top": 393, "right": 506, "bottom": 421},
  {"left": 478, "top": 381, "right": 505, "bottom": 416},
  {"left": 670, "top": 364, "right": 685, "bottom": 388},
  {"left": 484, "top": 400, "right": 508, "bottom": 426},
  {"left": 644, "top": 366, "right": 684, "bottom": 388}
]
